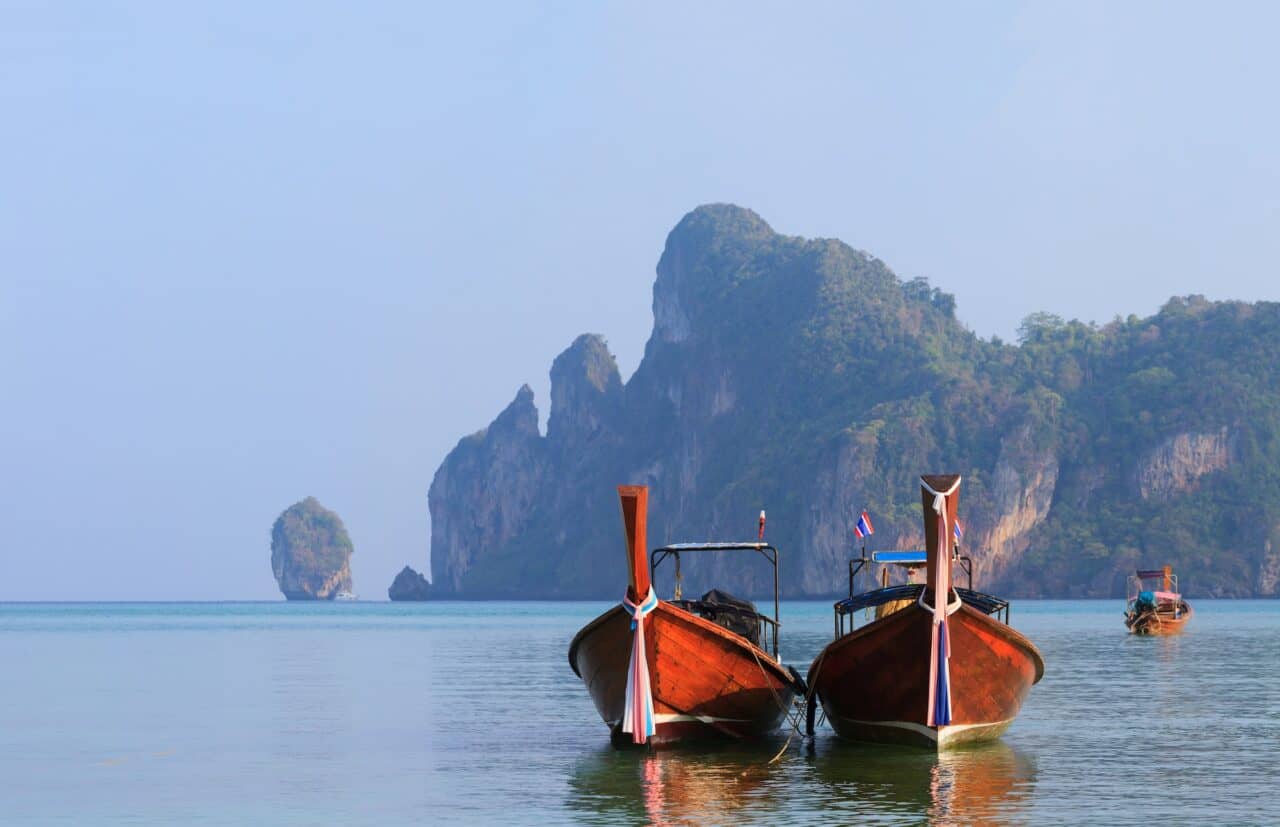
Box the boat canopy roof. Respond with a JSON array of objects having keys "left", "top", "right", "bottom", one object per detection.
[
  {"left": 871, "top": 550, "right": 927, "bottom": 565},
  {"left": 656, "top": 542, "right": 776, "bottom": 553}
]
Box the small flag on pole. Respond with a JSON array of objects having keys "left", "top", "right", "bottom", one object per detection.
[
  {"left": 854, "top": 510, "right": 874, "bottom": 539},
  {"left": 758, "top": 510, "right": 766, "bottom": 540},
  {"left": 954, "top": 518, "right": 964, "bottom": 544}
]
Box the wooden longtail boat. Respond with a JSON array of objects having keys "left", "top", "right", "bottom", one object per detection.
[
  {"left": 568, "top": 486, "right": 804, "bottom": 747},
  {"left": 806, "top": 475, "right": 1045, "bottom": 750},
  {"left": 1124, "top": 566, "right": 1193, "bottom": 635}
]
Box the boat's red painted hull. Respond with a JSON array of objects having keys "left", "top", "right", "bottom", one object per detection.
[
  {"left": 809, "top": 602, "right": 1044, "bottom": 749},
  {"left": 569, "top": 602, "right": 798, "bottom": 747}
]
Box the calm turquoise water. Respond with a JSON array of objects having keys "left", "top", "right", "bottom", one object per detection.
[{"left": 3, "top": 600, "right": 1278, "bottom": 825}]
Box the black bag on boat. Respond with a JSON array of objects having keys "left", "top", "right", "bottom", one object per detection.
[{"left": 696, "top": 589, "right": 761, "bottom": 646}]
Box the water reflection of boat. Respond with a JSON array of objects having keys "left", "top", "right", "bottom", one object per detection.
[
  {"left": 565, "top": 739, "right": 1037, "bottom": 825},
  {"left": 801, "top": 739, "right": 1039, "bottom": 823},
  {"left": 565, "top": 745, "right": 778, "bottom": 826},
  {"left": 568, "top": 486, "right": 803, "bottom": 747},
  {"left": 808, "top": 475, "right": 1045, "bottom": 749},
  {"left": 1125, "top": 566, "right": 1193, "bottom": 635}
]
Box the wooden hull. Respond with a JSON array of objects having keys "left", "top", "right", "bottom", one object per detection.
[
  {"left": 809, "top": 602, "right": 1044, "bottom": 750},
  {"left": 569, "top": 601, "right": 798, "bottom": 747},
  {"left": 1126, "top": 601, "right": 1193, "bottom": 635}
]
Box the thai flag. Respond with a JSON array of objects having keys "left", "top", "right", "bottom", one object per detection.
[
  {"left": 954, "top": 518, "right": 964, "bottom": 544},
  {"left": 854, "top": 510, "right": 874, "bottom": 539}
]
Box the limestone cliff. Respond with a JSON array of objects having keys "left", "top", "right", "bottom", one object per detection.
[
  {"left": 427, "top": 205, "right": 1280, "bottom": 598},
  {"left": 270, "top": 497, "right": 353, "bottom": 600}
]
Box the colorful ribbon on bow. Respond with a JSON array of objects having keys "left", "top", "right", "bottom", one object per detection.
[{"left": 621, "top": 586, "right": 659, "bottom": 743}]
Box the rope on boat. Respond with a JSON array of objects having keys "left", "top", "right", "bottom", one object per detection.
[
  {"left": 745, "top": 643, "right": 831, "bottom": 764},
  {"left": 746, "top": 645, "right": 808, "bottom": 764}
]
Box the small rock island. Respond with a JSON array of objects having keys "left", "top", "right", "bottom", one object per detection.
[
  {"left": 387, "top": 565, "right": 431, "bottom": 601},
  {"left": 270, "top": 497, "right": 354, "bottom": 600}
]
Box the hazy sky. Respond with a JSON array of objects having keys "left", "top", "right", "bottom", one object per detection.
[{"left": 4, "top": 2, "right": 1279, "bottom": 599}]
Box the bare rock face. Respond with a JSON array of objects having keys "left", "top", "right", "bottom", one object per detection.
[
  {"left": 270, "top": 497, "right": 353, "bottom": 600},
  {"left": 1259, "top": 525, "right": 1280, "bottom": 596},
  {"left": 799, "top": 432, "right": 874, "bottom": 596},
  {"left": 427, "top": 385, "right": 547, "bottom": 593},
  {"left": 977, "top": 424, "right": 1059, "bottom": 588},
  {"left": 1137, "top": 428, "right": 1233, "bottom": 501},
  {"left": 387, "top": 566, "right": 430, "bottom": 601},
  {"left": 800, "top": 425, "right": 922, "bottom": 596}
]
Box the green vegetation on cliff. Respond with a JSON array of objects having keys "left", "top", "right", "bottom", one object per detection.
[{"left": 429, "top": 205, "right": 1280, "bottom": 598}]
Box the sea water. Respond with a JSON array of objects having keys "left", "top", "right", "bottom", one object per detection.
[{"left": 2, "top": 600, "right": 1278, "bottom": 825}]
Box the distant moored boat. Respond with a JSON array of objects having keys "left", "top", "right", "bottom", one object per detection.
[{"left": 1124, "top": 566, "right": 1192, "bottom": 635}]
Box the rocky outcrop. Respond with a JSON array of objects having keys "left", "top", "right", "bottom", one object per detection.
[
  {"left": 270, "top": 497, "right": 353, "bottom": 600},
  {"left": 548, "top": 334, "right": 624, "bottom": 455},
  {"left": 1137, "top": 428, "right": 1233, "bottom": 501},
  {"left": 387, "top": 566, "right": 430, "bottom": 601}
]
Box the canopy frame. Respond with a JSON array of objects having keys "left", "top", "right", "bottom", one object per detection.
[{"left": 651, "top": 543, "right": 780, "bottom": 659}]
